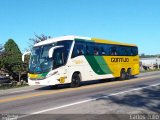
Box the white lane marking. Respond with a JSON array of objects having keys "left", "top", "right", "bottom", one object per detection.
[{"left": 19, "top": 83, "right": 160, "bottom": 119}]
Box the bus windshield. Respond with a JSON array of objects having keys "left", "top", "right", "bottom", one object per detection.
[{"left": 29, "top": 40, "right": 73, "bottom": 73}]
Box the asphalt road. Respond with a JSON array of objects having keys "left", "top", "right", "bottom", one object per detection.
[{"left": 0, "top": 71, "right": 160, "bottom": 120}]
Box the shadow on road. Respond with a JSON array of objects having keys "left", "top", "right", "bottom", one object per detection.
[
  {"left": 35, "top": 77, "right": 137, "bottom": 91},
  {"left": 90, "top": 85, "right": 160, "bottom": 113}
]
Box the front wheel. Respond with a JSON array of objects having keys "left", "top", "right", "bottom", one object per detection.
[{"left": 70, "top": 73, "right": 81, "bottom": 88}]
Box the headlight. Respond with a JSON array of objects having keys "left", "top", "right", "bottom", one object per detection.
[{"left": 46, "top": 71, "right": 58, "bottom": 78}]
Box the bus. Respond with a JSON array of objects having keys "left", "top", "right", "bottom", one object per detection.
[{"left": 22, "top": 35, "right": 139, "bottom": 87}]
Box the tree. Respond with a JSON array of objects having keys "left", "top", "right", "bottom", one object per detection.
[
  {"left": 0, "top": 44, "right": 5, "bottom": 69},
  {"left": 140, "top": 53, "right": 145, "bottom": 58},
  {"left": 3, "top": 39, "right": 22, "bottom": 81},
  {"left": 0, "top": 44, "right": 4, "bottom": 54},
  {"left": 28, "top": 33, "right": 52, "bottom": 50}
]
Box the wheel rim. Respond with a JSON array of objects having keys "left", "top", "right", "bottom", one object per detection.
[
  {"left": 72, "top": 74, "right": 80, "bottom": 87},
  {"left": 127, "top": 69, "right": 131, "bottom": 79},
  {"left": 121, "top": 70, "right": 126, "bottom": 80}
]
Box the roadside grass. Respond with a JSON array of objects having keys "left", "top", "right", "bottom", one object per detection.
[{"left": 0, "top": 81, "right": 28, "bottom": 90}]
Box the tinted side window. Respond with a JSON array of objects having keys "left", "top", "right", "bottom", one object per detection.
[
  {"left": 57, "top": 40, "right": 73, "bottom": 60},
  {"left": 126, "top": 47, "right": 132, "bottom": 56},
  {"left": 86, "top": 42, "right": 94, "bottom": 55},
  {"left": 57, "top": 40, "right": 73, "bottom": 49},
  {"left": 131, "top": 47, "right": 138, "bottom": 56},
  {"left": 94, "top": 43, "right": 102, "bottom": 56},
  {"left": 109, "top": 46, "right": 117, "bottom": 56},
  {"left": 53, "top": 48, "right": 64, "bottom": 69},
  {"left": 118, "top": 46, "right": 128, "bottom": 56},
  {"left": 101, "top": 44, "right": 110, "bottom": 55},
  {"left": 101, "top": 44, "right": 106, "bottom": 55},
  {"left": 71, "top": 41, "right": 86, "bottom": 58}
]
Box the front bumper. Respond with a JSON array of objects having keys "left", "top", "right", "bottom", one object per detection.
[{"left": 28, "top": 76, "right": 59, "bottom": 86}]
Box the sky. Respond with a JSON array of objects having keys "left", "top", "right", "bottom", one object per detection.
[{"left": 0, "top": 0, "right": 160, "bottom": 55}]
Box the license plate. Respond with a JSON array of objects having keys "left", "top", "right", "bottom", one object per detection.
[{"left": 35, "top": 82, "right": 40, "bottom": 84}]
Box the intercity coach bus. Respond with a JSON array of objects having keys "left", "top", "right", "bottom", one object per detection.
[{"left": 22, "top": 35, "right": 139, "bottom": 87}]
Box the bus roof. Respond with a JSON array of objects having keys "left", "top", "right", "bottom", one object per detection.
[
  {"left": 34, "top": 35, "right": 90, "bottom": 47},
  {"left": 34, "top": 35, "right": 137, "bottom": 47},
  {"left": 91, "top": 38, "right": 137, "bottom": 46}
]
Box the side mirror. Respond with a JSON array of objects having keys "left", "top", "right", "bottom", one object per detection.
[
  {"left": 48, "top": 46, "right": 64, "bottom": 58},
  {"left": 48, "top": 47, "right": 55, "bottom": 58},
  {"left": 22, "top": 51, "right": 31, "bottom": 62}
]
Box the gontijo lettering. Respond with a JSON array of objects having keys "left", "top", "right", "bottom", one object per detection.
[{"left": 111, "top": 58, "right": 129, "bottom": 62}]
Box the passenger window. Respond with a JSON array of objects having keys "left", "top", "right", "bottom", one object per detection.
[
  {"left": 93, "top": 43, "right": 99, "bottom": 56},
  {"left": 110, "top": 47, "right": 117, "bottom": 56},
  {"left": 126, "top": 47, "right": 132, "bottom": 56},
  {"left": 94, "top": 47, "right": 99, "bottom": 55},
  {"left": 86, "top": 42, "right": 94, "bottom": 55},
  {"left": 71, "top": 41, "right": 86, "bottom": 58},
  {"left": 119, "top": 47, "right": 127, "bottom": 56},
  {"left": 131, "top": 47, "right": 138, "bottom": 56},
  {"left": 102, "top": 44, "right": 110, "bottom": 55},
  {"left": 101, "top": 47, "right": 106, "bottom": 55}
]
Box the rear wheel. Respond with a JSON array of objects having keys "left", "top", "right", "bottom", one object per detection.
[
  {"left": 119, "top": 69, "right": 126, "bottom": 80},
  {"left": 70, "top": 73, "right": 81, "bottom": 88},
  {"left": 126, "top": 69, "right": 132, "bottom": 80}
]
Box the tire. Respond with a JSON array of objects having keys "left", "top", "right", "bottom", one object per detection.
[
  {"left": 70, "top": 73, "right": 81, "bottom": 88},
  {"left": 119, "top": 69, "right": 126, "bottom": 80},
  {"left": 126, "top": 69, "right": 132, "bottom": 80}
]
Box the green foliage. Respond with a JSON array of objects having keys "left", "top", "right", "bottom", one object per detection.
[
  {"left": 0, "top": 35, "right": 52, "bottom": 81},
  {"left": 0, "top": 44, "right": 4, "bottom": 53},
  {"left": 0, "top": 44, "right": 5, "bottom": 69},
  {"left": 3, "top": 39, "right": 22, "bottom": 78}
]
